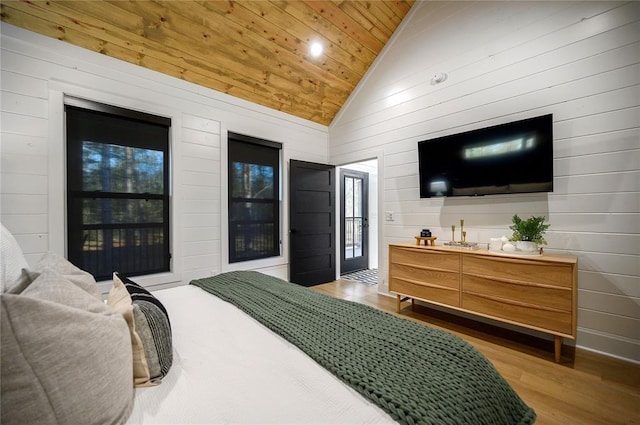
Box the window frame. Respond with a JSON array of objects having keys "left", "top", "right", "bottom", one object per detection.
[
  {"left": 65, "top": 97, "right": 171, "bottom": 281},
  {"left": 227, "top": 132, "right": 282, "bottom": 264}
]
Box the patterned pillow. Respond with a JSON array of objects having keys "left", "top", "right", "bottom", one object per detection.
[{"left": 110, "top": 273, "right": 173, "bottom": 385}]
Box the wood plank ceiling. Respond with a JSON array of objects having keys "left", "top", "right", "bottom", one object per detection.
[{"left": 1, "top": 1, "right": 415, "bottom": 125}]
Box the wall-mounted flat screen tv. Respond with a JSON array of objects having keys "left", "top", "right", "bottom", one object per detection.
[{"left": 418, "top": 114, "right": 553, "bottom": 198}]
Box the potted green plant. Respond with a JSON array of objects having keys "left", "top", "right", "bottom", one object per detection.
[{"left": 509, "top": 214, "right": 550, "bottom": 252}]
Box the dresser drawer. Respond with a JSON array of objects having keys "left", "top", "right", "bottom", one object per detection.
[
  {"left": 391, "top": 263, "right": 459, "bottom": 290},
  {"left": 463, "top": 255, "right": 573, "bottom": 288},
  {"left": 390, "top": 277, "right": 459, "bottom": 308},
  {"left": 390, "top": 247, "right": 460, "bottom": 272},
  {"left": 463, "top": 274, "right": 571, "bottom": 312},
  {"left": 462, "top": 292, "right": 572, "bottom": 335}
]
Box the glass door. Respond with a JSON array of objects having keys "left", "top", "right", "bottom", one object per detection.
[{"left": 340, "top": 169, "right": 368, "bottom": 274}]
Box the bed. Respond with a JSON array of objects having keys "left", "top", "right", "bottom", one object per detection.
[
  {"left": 1, "top": 224, "right": 535, "bottom": 425},
  {"left": 127, "top": 283, "right": 396, "bottom": 425}
]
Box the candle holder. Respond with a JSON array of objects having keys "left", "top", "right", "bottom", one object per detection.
[{"left": 445, "top": 219, "right": 478, "bottom": 249}]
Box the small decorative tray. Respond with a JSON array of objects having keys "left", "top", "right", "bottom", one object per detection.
[
  {"left": 489, "top": 249, "right": 543, "bottom": 257},
  {"left": 443, "top": 241, "right": 481, "bottom": 250}
]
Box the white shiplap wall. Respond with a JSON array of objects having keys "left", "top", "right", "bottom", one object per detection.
[
  {"left": 0, "top": 23, "right": 329, "bottom": 292},
  {"left": 329, "top": 1, "right": 640, "bottom": 362}
]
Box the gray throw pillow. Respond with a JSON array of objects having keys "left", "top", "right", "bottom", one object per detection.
[
  {"left": 33, "top": 252, "right": 102, "bottom": 300},
  {"left": 0, "top": 268, "right": 134, "bottom": 425}
]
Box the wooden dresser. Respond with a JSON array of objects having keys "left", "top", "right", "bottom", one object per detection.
[{"left": 388, "top": 243, "right": 577, "bottom": 362}]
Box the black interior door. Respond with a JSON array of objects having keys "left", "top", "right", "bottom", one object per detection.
[
  {"left": 289, "top": 159, "right": 336, "bottom": 286},
  {"left": 340, "top": 169, "right": 369, "bottom": 274}
]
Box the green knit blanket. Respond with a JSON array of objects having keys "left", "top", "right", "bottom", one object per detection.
[{"left": 191, "top": 271, "right": 536, "bottom": 425}]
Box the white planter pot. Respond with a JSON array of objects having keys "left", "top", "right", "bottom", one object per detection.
[{"left": 516, "top": 241, "right": 538, "bottom": 252}]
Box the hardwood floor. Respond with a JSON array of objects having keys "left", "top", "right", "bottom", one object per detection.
[{"left": 311, "top": 279, "right": 640, "bottom": 425}]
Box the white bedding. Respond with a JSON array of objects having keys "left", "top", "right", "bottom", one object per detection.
[{"left": 126, "top": 284, "right": 395, "bottom": 425}]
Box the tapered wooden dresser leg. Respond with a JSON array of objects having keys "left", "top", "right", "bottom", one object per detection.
[{"left": 554, "top": 336, "right": 562, "bottom": 363}]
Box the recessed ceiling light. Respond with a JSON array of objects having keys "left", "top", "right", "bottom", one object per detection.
[{"left": 309, "top": 41, "right": 323, "bottom": 57}]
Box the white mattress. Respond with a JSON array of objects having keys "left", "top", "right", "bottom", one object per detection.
[{"left": 126, "top": 284, "right": 395, "bottom": 424}]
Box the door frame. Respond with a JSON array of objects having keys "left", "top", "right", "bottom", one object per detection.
[{"left": 333, "top": 152, "right": 383, "bottom": 286}]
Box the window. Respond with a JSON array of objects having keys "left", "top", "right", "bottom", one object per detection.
[
  {"left": 66, "top": 99, "right": 171, "bottom": 281},
  {"left": 228, "top": 133, "right": 281, "bottom": 263}
]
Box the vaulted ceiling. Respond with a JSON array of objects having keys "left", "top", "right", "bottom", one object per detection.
[{"left": 1, "top": 1, "right": 415, "bottom": 125}]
